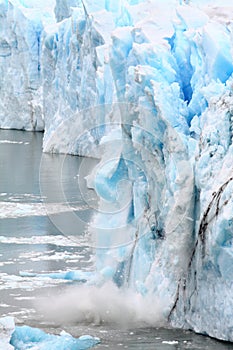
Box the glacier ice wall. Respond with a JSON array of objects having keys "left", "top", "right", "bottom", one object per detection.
[
  {"left": 42, "top": 5, "right": 115, "bottom": 155},
  {"left": 0, "top": 0, "right": 56, "bottom": 130},
  {"left": 82, "top": 2, "right": 233, "bottom": 341},
  {"left": 42, "top": 0, "right": 233, "bottom": 341},
  {"left": 172, "top": 81, "right": 233, "bottom": 341},
  {"left": 1, "top": 0, "right": 233, "bottom": 343}
]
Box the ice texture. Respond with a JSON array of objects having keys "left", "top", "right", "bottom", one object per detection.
[
  {"left": 0, "top": 316, "right": 99, "bottom": 350},
  {"left": 10, "top": 325, "right": 100, "bottom": 350},
  {"left": 0, "top": 317, "right": 15, "bottom": 350},
  {"left": 0, "top": 0, "right": 55, "bottom": 130},
  {"left": 1, "top": 0, "right": 233, "bottom": 343}
]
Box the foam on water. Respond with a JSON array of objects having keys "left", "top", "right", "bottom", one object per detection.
[
  {"left": 0, "top": 140, "right": 30, "bottom": 145},
  {"left": 0, "top": 202, "right": 90, "bottom": 219},
  {"left": 0, "top": 235, "right": 87, "bottom": 247}
]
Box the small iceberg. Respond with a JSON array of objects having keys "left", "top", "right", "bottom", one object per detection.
[
  {"left": 19, "top": 270, "right": 94, "bottom": 283},
  {"left": 0, "top": 317, "right": 100, "bottom": 350},
  {"left": 0, "top": 317, "right": 15, "bottom": 350}
]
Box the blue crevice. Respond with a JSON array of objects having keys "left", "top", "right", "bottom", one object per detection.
[{"left": 169, "top": 30, "right": 194, "bottom": 104}]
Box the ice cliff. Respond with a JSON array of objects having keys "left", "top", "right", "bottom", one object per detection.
[
  {"left": 1, "top": 0, "right": 233, "bottom": 343},
  {"left": 0, "top": 0, "right": 56, "bottom": 130}
]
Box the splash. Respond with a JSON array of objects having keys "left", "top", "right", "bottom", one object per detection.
[{"left": 37, "top": 282, "right": 167, "bottom": 328}]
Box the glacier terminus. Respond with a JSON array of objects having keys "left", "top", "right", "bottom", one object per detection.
[{"left": 0, "top": 0, "right": 233, "bottom": 347}]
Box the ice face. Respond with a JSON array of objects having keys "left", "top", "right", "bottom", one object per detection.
[
  {"left": 84, "top": 2, "right": 233, "bottom": 341},
  {"left": 172, "top": 80, "right": 233, "bottom": 341},
  {"left": 0, "top": 0, "right": 55, "bottom": 130},
  {"left": 1, "top": 0, "right": 233, "bottom": 343}
]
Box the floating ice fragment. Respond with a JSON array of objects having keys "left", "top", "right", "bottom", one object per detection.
[
  {"left": 0, "top": 317, "right": 15, "bottom": 350},
  {"left": 10, "top": 325, "right": 100, "bottom": 350},
  {"left": 19, "top": 270, "right": 94, "bottom": 282}
]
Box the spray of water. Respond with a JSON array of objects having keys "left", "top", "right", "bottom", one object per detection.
[{"left": 36, "top": 282, "right": 167, "bottom": 328}]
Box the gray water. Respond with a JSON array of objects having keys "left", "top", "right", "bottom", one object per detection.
[{"left": 0, "top": 129, "right": 232, "bottom": 350}]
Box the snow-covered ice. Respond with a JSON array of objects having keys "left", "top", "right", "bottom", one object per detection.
[{"left": 0, "top": 317, "right": 14, "bottom": 350}]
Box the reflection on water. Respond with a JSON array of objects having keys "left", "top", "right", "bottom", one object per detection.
[{"left": 0, "top": 130, "right": 232, "bottom": 349}]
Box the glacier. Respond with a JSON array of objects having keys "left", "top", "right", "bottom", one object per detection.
[
  {"left": 0, "top": 0, "right": 56, "bottom": 130},
  {"left": 1, "top": 0, "right": 233, "bottom": 345}
]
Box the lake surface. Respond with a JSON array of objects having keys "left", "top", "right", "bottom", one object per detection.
[{"left": 0, "top": 129, "right": 232, "bottom": 349}]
